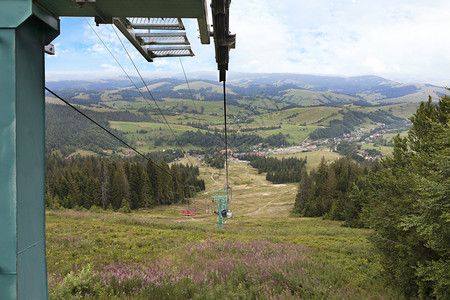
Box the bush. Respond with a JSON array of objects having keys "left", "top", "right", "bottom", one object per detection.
[
  {"left": 118, "top": 198, "right": 131, "bottom": 213},
  {"left": 89, "top": 205, "right": 103, "bottom": 213},
  {"left": 50, "top": 265, "right": 101, "bottom": 299}
]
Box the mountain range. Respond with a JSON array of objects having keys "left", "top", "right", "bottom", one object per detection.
[{"left": 46, "top": 73, "right": 447, "bottom": 107}]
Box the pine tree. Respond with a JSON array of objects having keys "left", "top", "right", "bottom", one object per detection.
[
  {"left": 141, "top": 170, "right": 153, "bottom": 207},
  {"left": 359, "top": 95, "right": 450, "bottom": 298},
  {"left": 129, "top": 162, "right": 142, "bottom": 209},
  {"left": 109, "top": 168, "right": 125, "bottom": 209},
  {"left": 170, "top": 164, "right": 183, "bottom": 203}
]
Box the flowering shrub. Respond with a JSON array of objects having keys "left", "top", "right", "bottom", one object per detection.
[{"left": 49, "top": 240, "right": 364, "bottom": 299}]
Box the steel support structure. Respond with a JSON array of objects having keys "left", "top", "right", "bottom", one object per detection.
[
  {"left": 212, "top": 190, "right": 229, "bottom": 229},
  {"left": 0, "top": 0, "right": 230, "bottom": 298},
  {"left": 0, "top": 2, "right": 59, "bottom": 299}
]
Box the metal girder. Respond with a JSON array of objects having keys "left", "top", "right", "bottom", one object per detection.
[
  {"left": 36, "top": 0, "right": 206, "bottom": 18},
  {"left": 129, "top": 18, "right": 185, "bottom": 30},
  {"left": 113, "top": 17, "right": 194, "bottom": 61},
  {"left": 136, "top": 32, "right": 189, "bottom": 46},
  {"left": 0, "top": 4, "right": 60, "bottom": 299},
  {"left": 34, "top": 0, "right": 211, "bottom": 44}
]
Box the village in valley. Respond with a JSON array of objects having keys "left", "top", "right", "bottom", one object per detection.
[
  {"left": 204, "top": 122, "right": 393, "bottom": 162},
  {"left": 75, "top": 121, "right": 395, "bottom": 163}
]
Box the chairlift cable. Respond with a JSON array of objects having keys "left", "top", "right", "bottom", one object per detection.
[
  {"left": 176, "top": 56, "right": 229, "bottom": 151},
  {"left": 83, "top": 18, "right": 163, "bottom": 124},
  {"left": 177, "top": 58, "right": 227, "bottom": 148},
  {"left": 179, "top": 57, "right": 197, "bottom": 112},
  {"left": 84, "top": 18, "right": 194, "bottom": 167},
  {"left": 45, "top": 87, "right": 175, "bottom": 179},
  {"left": 223, "top": 80, "right": 229, "bottom": 192},
  {"left": 110, "top": 24, "right": 194, "bottom": 166}
]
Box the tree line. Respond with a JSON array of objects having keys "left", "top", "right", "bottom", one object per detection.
[
  {"left": 294, "top": 156, "right": 368, "bottom": 219},
  {"left": 203, "top": 152, "right": 225, "bottom": 169},
  {"left": 309, "top": 109, "right": 407, "bottom": 140},
  {"left": 334, "top": 141, "right": 381, "bottom": 162},
  {"left": 46, "top": 104, "right": 124, "bottom": 156},
  {"left": 242, "top": 155, "right": 307, "bottom": 184},
  {"left": 294, "top": 96, "right": 449, "bottom": 299},
  {"left": 164, "top": 130, "right": 289, "bottom": 149},
  {"left": 45, "top": 154, "right": 205, "bottom": 211},
  {"left": 239, "top": 125, "right": 282, "bottom": 132}
]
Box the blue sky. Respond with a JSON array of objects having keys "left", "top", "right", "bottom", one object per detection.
[{"left": 46, "top": 0, "right": 450, "bottom": 85}]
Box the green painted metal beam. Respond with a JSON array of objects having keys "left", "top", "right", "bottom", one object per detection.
[
  {"left": 0, "top": 28, "right": 18, "bottom": 300},
  {"left": 34, "top": 0, "right": 211, "bottom": 44},
  {"left": 0, "top": 2, "right": 59, "bottom": 299},
  {"left": 35, "top": 0, "right": 208, "bottom": 19},
  {"left": 34, "top": 0, "right": 210, "bottom": 44}
]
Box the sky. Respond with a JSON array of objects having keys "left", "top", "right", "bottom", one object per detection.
[{"left": 45, "top": 0, "right": 450, "bottom": 85}]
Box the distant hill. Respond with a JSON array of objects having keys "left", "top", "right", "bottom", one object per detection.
[
  {"left": 46, "top": 73, "right": 447, "bottom": 107},
  {"left": 225, "top": 73, "right": 446, "bottom": 104},
  {"left": 45, "top": 73, "right": 426, "bottom": 156}
]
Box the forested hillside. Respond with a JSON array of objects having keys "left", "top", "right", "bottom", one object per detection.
[
  {"left": 308, "top": 109, "right": 406, "bottom": 140},
  {"left": 45, "top": 104, "right": 124, "bottom": 155},
  {"left": 243, "top": 155, "right": 307, "bottom": 184},
  {"left": 294, "top": 95, "right": 450, "bottom": 298},
  {"left": 294, "top": 156, "right": 366, "bottom": 219},
  {"left": 45, "top": 154, "right": 205, "bottom": 211}
]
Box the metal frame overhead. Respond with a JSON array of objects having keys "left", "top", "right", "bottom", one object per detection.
[
  {"left": 35, "top": 0, "right": 211, "bottom": 44},
  {"left": 113, "top": 17, "right": 194, "bottom": 62}
]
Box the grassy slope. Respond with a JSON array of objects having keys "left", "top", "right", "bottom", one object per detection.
[
  {"left": 361, "top": 143, "right": 394, "bottom": 156},
  {"left": 281, "top": 89, "right": 361, "bottom": 105},
  {"left": 270, "top": 150, "right": 342, "bottom": 171},
  {"left": 377, "top": 85, "right": 446, "bottom": 103},
  {"left": 46, "top": 159, "right": 398, "bottom": 299},
  {"left": 174, "top": 81, "right": 237, "bottom": 95}
]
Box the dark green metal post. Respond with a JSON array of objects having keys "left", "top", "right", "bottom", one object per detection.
[
  {"left": 0, "top": 2, "right": 59, "bottom": 299},
  {"left": 213, "top": 190, "right": 228, "bottom": 229},
  {"left": 218, "top": 195, "right": 224, "bottom": 229}
]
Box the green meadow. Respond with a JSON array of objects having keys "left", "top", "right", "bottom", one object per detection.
[
  {"left": 270, "top": 150, "right": 342, "bottom": 171},
  {"left": 46, "top": 161, "right": 399, "bottom": 299}
]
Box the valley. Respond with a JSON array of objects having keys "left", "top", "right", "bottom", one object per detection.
[
  {"left": 44, "top": 73, "right": 449, "bottom": 299},
  {"left": 45, "top": 73, "right": 425, "bottom": 158}
]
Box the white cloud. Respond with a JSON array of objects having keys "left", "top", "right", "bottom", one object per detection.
[
  {"left": 46, "top": 1, "right": 450, "bottom": 85},
  {"left": 225, "top": 0, "right": 450, "bottom": 83}
]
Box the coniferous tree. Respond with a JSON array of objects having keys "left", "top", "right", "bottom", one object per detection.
[
  {"left": 345, "top": 95, "right": 449, "bottom": 298},
  {"left": 141, "top": 170, "right": 152, "bottom": 208},
  {"left": 294, "top": 156, "right": 364, "bottom": 219},
  {"left": 45, "top": 154, "right": 205, "bottom": 210},
  {"left": 109, "top": 167, "right": 125, "bottom": 209},
  {"left": 129, "top": 162, "right": 142, "bottom": 209}
]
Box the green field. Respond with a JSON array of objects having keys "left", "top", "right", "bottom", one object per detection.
[
  {"left": 47, "top": 89, "right": 420, "bottom": 162},
  {"left": 46, "top": 160, "right": 399, "bottom": 299},
  {"left": 270, "top": 150, "right": 342, "bottom": 171},
  {"left": 281, "top": 89, "right": 360, "bottom": 105},
  {"left": 361, "top": 143, "right": 394, "bottom": 156},
  {"left": 103, "top": 102, "right": 414, "bottom": 153}
]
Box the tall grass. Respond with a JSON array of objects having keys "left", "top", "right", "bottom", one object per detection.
[
  {"left": 50, "top": 239, "right": 374, "bottom": 299},
  {"left": 46, "top": 211, "right": 397, "bottom": 299}
]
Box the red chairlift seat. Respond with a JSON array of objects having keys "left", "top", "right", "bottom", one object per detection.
[{"left": 182, "top": 210, "right": 195, "bottom": 216}]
